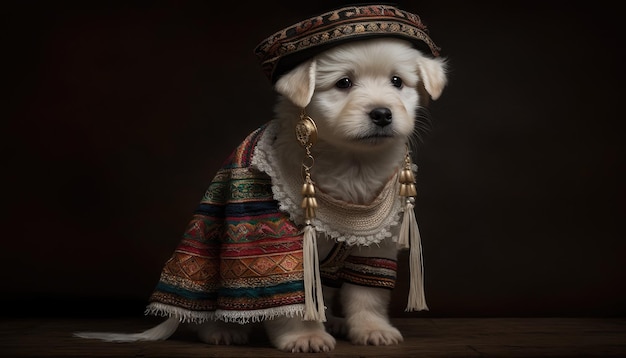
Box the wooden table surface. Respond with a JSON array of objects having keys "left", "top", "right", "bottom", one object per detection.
[{"left": 1, "top": 317, "right": 625, "bottom": 357}]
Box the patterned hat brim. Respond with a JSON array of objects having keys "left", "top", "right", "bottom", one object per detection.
[{"left": 254, "top": 4, "right": 441, "bottom": 83}]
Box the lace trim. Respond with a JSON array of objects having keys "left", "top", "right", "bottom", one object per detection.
[{"left": 251, "top": 120, "right": 403, "bottom": 246}]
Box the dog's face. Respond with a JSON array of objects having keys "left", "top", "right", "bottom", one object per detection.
[{"left": 275, "top": 38, "right": 447, "bottom": 152}]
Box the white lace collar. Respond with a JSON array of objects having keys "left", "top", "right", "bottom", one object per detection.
[{"left": 251, "top": 120, "right": 403, "bottom": 246}]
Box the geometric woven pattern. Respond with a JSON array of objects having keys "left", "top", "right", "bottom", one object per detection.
[
  {"left": 147, "top": 123, "right": 306, "bottom": 322},
  {"left": 146, "top": 122, "right": 398, "bottom": 323},
  {"left": 254, "top": 4, "right": 441, "bottom": 83},
  {"left": 320, "top": 242, "right": 398, "bottom": 289}
]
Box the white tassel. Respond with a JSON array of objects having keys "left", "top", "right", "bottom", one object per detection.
[
  {"left": 399, "top": 199, "right": 428, "bottom": 312},
  {"left": 397, "top": 199, "right": 411, "bottom": 250},
  {"left": 302, "top": 223, "right": 326, "bottom": 322},
  {"left": 296, "top": 112, "right": 325, "bottom": 322}
]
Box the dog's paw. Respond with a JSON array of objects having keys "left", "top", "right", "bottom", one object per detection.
[
  {"left": 265, "top": 315, "right": 336, "bottom": 352},
  {"left": 197, "top": 322, "right": 250, "bottom": 345},
  {"left": 324, "top": 315, "right": 348, "bottom": 337},
  {"left": 276, "top": 331, "right": 336, "bottom": 353},
  {"left": 348, "top": 324, "right": 403, "bottom": 346}
]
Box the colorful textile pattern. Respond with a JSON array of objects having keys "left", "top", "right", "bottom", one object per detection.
[
  {"left": 254, "top": 4, "right": 441, "bottom": 83},
  {"left": 147, "top": 123, "right": 306, "bottom": 323},
  {"left": 320, "top": 243, "right": 398, "bottom": 289},
  {"left": 146, "top": 122, "right": 399, "bottom": 323}
]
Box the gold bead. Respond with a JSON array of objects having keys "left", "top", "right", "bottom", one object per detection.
[
  {"left": 405, "top": 169, "right": 415, "bottom": 183},
  {"left": 302, "top": 182, "right": 315, "bottom": 196},
  {"left": 400, "top": 169, "right": 415, "bottom": 184},
  {"left": 306, "top": 206, "right": 316, "bottom": 220},
  {"left": 295, "top": 116, "right": 318, "bottom": 147},
  {"left": 399, "top": 184, "right": 408, "bottom": 197},
  {"left": 301, "top": 196, "right": 318, "bottom": 209},
  {"left": 407, "top": 184, "right": 417, "bottom": 197},
  {"left": 400, "top": 169, "right": 409, "bottom": 184},
  {"left": 401, "top": 169, "right": 415, "bottom": 183}
]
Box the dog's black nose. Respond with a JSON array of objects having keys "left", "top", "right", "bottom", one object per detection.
[{"left": 369, "top": 107, "right": 392, "bottom": 127}]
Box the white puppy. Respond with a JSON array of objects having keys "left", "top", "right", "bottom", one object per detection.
[
  {"left": 75, "top": 36, "right": 446, "bottom": 353},
  {"left": 256, "top": 37, "right": 446, "bottom": 352}
]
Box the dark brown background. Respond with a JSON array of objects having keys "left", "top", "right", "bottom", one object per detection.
[{"left": 3, "top": 1, "right": 624, "bottom": 318}]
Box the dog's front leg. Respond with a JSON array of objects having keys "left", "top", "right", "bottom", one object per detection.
[
  {"left": 264, "top": 316, "right": 336, "bottom": 352},
  {"left": 341, "top": 284, "right": 403, "bottom": 345}
]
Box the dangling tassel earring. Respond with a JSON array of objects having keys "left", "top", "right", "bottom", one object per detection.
[
  {"left": 295, "top": 109, "right": 326, "bottom": 322},
  {"left": 397, "top": 144, "right": 428, "bottom": 311}
]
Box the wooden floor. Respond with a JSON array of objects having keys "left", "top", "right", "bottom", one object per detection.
[{"left": 1, "top": 317, "right": 625, "bottom": 357}]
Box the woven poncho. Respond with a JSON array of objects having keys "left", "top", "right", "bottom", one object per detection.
[{"left": 145, "top": 121, "right": 404, "bottom": 324}]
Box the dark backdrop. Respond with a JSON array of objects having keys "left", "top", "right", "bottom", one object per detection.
[{"left": 3, "top": 1, "right": 624, "bottom": 318}]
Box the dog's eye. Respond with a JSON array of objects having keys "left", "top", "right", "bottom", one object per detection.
[
  {"left": 391, "top": 76, "right": 403, "bottom": 88},
  {"left": 335, "top": 77, "right": 352, "bottom": 89}
]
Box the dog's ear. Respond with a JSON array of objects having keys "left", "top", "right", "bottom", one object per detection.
[
  {"left": 274, "top": 59, "right": 316, "bottom": 108},
  {"left": 416, "top": 54, "right": 447, "bottom": 101}
]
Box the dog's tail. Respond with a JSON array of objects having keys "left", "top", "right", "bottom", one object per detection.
[{"left": 73, "top": 316, "right": 179, "bottom": 342}]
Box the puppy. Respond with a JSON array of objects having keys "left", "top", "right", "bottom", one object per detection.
[
  {"left": 75, "top": 36, "right": 446, "bottom": 353},
  {"left": 258, "top": 37, "right": 446, "bottom": 352}
]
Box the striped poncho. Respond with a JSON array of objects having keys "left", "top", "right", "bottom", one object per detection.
[{"left": 146, "top": 121, "right": 400, "bottom": 324}]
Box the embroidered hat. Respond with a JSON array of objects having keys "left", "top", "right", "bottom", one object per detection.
[{"left": 254, "top": 3, "right": 441, "bottom": 83}]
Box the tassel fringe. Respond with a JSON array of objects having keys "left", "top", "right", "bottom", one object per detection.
[
  {"left": 296, "top": 112, "right": 325, "bottom": 322},
  {"left": 397, "top": 146, "right": 428, "bottom": 312},
  {"left": 302, "top": 223, "right": 326, "bottom": 322},
  {"left": 401, "top": 200, "right": 428, "bottom": 311}
]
